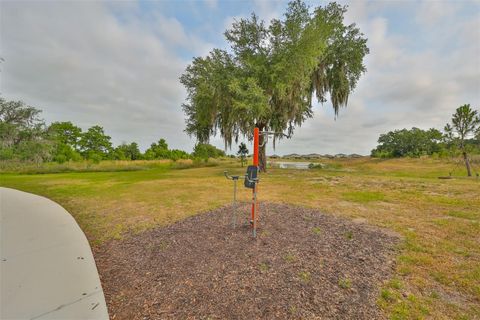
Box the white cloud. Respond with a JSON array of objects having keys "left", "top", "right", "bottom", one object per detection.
[
  {"left": 415, "top": 1, "right": 458, "bottom": 27},
  {"left": 0, "top": 0, "right": 478, "bottom": 156},
  {"left": 263, "top": 1, "right": 480, "bottom": 155},
  {"left": 253, "top": 0, "right": 283, "bottom": 23},
  {"left": 223, "top": 0, "right": 283, "bottom": 35},
  {"left": 205, "top": 0, "right": 218, "bottom": 10},
  {"left": 223, "top": 15, "right": 244, "bottom": 32},
  {"left": 151, "top": 14, "right": 214, "bottom": 56},
  {"left": 0, "top": 1, "right": 204, "bottom": 151}
]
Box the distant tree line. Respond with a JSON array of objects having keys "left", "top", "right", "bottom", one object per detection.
[
  {"left": 371, "top": 128, "right": 445, "bottom": 158},
  {"left": 371, "top": 104, "right": 479, "bottom": 159},
  {"left": 0, "top": 98, "right": 225, "bottom": 164},
  {"left": 371, "top": 104, "right": 479, "bottom": 176}
]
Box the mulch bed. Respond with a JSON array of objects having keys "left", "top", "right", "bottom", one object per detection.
[{"left": 94, "top": 202, "right": 400, "bottom": 320}]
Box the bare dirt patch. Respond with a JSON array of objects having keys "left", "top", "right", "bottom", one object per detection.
[{"left": 94, "top": 202, "right": 400, "bottom": 319}]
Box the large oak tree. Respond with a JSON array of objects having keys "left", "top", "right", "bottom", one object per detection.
[{"left": 180, "top": 1, "right": 369, "bottom": 171}]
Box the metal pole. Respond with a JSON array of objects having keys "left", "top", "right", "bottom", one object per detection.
[
  {"left": 232, "top": 179, "right": 237, "bottom": 228},
  {"left": 251, "top": 128, "right": 259, "bottom": 231},
  {"left": 253, "top": 182, "right": 257, "bottom": 238},
  {"left": 224, "top": 171, "right": 239, "bottom": 230}
]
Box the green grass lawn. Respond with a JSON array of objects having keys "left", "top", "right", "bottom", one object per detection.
[{"left": 1, "top": 157, "right": 479, "bottom": 319}]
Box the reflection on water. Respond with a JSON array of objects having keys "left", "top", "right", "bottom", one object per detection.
[{"left": 272, "top": 161, "right": 311, "bottom": 170}]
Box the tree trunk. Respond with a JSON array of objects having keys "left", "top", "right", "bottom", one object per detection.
[
  {"left": 256, "top": 124, "right": 267, "bottom": 172},
  {"left": 463, "top": 151, "right": 472, "bottom": 177},
  {"left": 259, "top": 139, "right": 267, "bottom": 172}
]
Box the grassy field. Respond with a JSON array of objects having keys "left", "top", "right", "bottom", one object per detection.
[{"left": 1, "top": 157, "right": 479, "bottom": 319}]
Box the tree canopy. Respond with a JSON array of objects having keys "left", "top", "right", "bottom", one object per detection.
[
  {"left": 180, "top": 0, "right": 368, "bottom": 170},
  {"left": 237, "top": 142, "right": 249, "bottom": 166},
  {"left": 114, "top": 142, "right": 142, "bottom": 161},
  {"left": 192, "top": 143, "right": 226, "bottom": 160},
  {"left": 444, "top": 104, "right": 479, "bottom": 176},
  {"left": 0, "top": 99, "right": 44, "bottom": 148},
  {"left": 0, "top": 98, "right": 222, "bottom": 164},
  {"left": 371, "top": 127, "right": 444, "bottom": 158},
  {"left": 444, "top": 104, "right": 480, "bottom": 145},
  {"left": 144, "top": 138, "right": 190, "bottom": 160},
  {"left": 0, "top": 98, "right": 52, "bottom": 162},
  {"left": 78, "top": 125, "right": 113, "bottom": 160},
  {"left": 48, "top": 122, "right": 82, "bottom": 163},
  {"left": 48, "top": 121, "right": 82, "bottom": 149}
]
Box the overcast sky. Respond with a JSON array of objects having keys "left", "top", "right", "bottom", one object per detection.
[{"left": 1, "top": 0, "right": 479, "bottom": 155}]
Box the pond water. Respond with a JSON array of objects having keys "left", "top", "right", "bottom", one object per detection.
[{"left": 272, "top": 161, "right": 311, "bottom": 170}]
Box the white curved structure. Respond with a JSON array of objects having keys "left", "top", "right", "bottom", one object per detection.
[{"left": 0, "top": 187, "right": 109, "bottom": 319}]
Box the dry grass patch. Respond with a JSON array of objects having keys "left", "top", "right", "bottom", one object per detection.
[{"left": 1, "top": 157, "right": 479, "bottom": 319}]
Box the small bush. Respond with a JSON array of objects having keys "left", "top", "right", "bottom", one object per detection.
[
  {"left": 381, "top": 289, "right": 395, "bottom": 302},
  {"left": 284, "top": 253, "right": 296, "bottom": 263},
  {"left": 259, "top": 262, "right": 270, "bottom": 272},
  {"left": 298, "top": 271, "right": 311, "bottom": 282},
  {"left": 344, "top": 231, "right": 353, "bottom": 240},
  {"left": 338, "top": 277, "right": 352, "bottom": 289}
]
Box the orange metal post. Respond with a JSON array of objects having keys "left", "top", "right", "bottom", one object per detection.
[
  {"left": 251, "top": 128, "right": 259, "bottom": 230},
  {"left": 253, "top": 128, "right": 259, "bottom": 166}
]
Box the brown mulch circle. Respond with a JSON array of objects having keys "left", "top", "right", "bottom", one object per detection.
[{"left": 94, "top": 202, "right": 400, "bottom": 320}]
